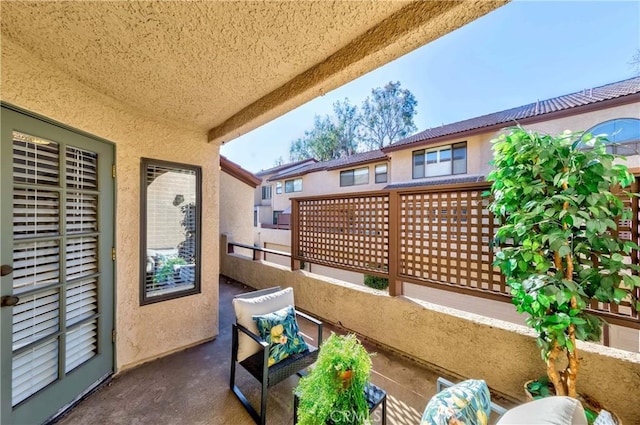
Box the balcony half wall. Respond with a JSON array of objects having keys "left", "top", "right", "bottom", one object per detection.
[{"left": 221, "top": 235, "right": 640, "bottom": 424}]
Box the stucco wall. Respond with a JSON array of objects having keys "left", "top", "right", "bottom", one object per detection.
[
  {"left": 388, "top": 102, "right": 640, "bottom": 184},
  {"left": 221, "top": 245, "right": 640, "bottom": 424},
  {"left": 2, "top": 38, "right": 220, "bottom": 371},
  {"left": 220, "top": 171, "right": 255, "bottom": 248}
]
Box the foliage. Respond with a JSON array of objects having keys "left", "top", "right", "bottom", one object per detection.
[
  {"left": 363, "top": 275, "right": 388, "bottom": 290},
  {"left": 488, "top": 126, "right": 640, "bottom": 398},
  {"left": 296, "top": 333, "right": 373, "bottom": 425},
  {"left": 289, "top": 81, "right": 418, "bottom": 161},
  {"left": 360, "top": 81, "right": 417, "bottom": 149},
  {"left": 289, "top": 100, "right": 361, "bottom": 162},
  {"left": 526, "top": 376, "right": 598, "bottom": 424},
  {"left": 526, "top": 376, "right": 552, "bottom": 400},
  {"left": 153, "top": 256, "right": 187, "bottom": 283},
  {"left": 630, "top": 48, "right": 640, "bottom": 76},
  {"left": 178, "top": 202, "right": 197, "bottom": 262}
]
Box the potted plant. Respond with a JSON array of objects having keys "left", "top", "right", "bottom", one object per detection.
[
  {"left": 487, "top": 127, "right": 639, "bottom": 407},
  {"left": 296, "top": 333, "right": 373, "bottom": 425}
]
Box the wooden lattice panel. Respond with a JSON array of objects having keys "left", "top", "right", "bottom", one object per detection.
[
  {"left": 297, "top": 194, "right": 389, "bottom": 273},
  {"left": 397, "top": 187, "right": 505, "bottom": 294},
  {"left": 589, "top": 183, "right": 640, "bottom": 322}
]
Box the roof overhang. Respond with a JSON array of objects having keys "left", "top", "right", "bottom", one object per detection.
[
  {"left": 220, "top": 156, "right": 261, "bottom": 188},
  {"left": 1, "top": 1, "right": 508, "bottom": 146}
]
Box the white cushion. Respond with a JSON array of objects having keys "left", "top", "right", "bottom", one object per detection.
[
  {"left": 497, "top": 396, "right": 588, "bottom": 425},
  {"left": 232, "top": 287, "right": 295, "bottom": 361}
]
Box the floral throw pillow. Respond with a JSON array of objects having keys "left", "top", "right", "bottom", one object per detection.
[
  {"left": 252, "top": 305, "right": 309, "bottom": 367},
  {"left": 421, "top": 379, "right": 491, "bottom": 425}
]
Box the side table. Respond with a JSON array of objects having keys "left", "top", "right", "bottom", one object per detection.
[{"left": 293, "top": 381, "right": 387, "bottom": 425}]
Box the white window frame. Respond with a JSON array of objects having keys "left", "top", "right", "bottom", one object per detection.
[
  {"left": 340, "top": 167, "right": 369, "bottom": 187},
  {"left": 413, "top": 142, "right": 467, "bottom": 178},
  {"left": 374, "top": 164, "right": 388, "bottom": 184},
  {"left": 285, "top": 178, "right": 302, "bottom": 193}
]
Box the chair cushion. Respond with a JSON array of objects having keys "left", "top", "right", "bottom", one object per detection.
[
  {"left": 233, "top": 287, "right": 295, "bottom": 361},
  {"left": 496, "top": 396, "right": 588, "bottom": 425},
  {"left": 421, "top": 379, "right": 491, "bottom": 425},
  {"left": 253, "top": 305, "right": 309, "bottom": 367}
]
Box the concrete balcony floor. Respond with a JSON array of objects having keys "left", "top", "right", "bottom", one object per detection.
[{"left": 56, "top": 276, "right": 505, "bottom": 425}]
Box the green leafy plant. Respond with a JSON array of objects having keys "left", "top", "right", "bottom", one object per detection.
[
  {"left": 153, "top": 256, "right": 187, "bottom": 284},
  {"left": 488, "top": 126, "right": 640, "bottom": 398},
  {"left": 526, "top": 376, "right": 552, "bottom": 400},
  {"left": 363, "top": 274, "right": 388, "bottom": 290},
  {"left": 296, "top": 333, "right": 373, "bottom": 425}
]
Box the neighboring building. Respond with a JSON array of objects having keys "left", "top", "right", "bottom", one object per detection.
[
  {"left": 220, "top": 156, "right": 261, "bottom": 251},
  {"left": 254, "top": 159, "right": 317, "bottom": 228},
  {"left": 383, "top": 76, "right": 640, "bottom": 187},
  {"left": 256, "top": 77, "right": 640, "bottom": 219},
  {"left": 252, "top": 77, "right": 640, "bottom": 351}
]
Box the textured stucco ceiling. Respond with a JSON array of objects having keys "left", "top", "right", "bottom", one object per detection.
[{"left": 0, "top": 1, "right": 507, "bottom": 144}]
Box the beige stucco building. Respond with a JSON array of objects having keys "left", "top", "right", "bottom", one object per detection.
[{"left": 253, "top": 77, "right": 640, "bottom": 351}]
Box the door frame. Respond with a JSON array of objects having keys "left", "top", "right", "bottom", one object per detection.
[{"left": 0, "top": 102, "right": 117, "bottom": 424}]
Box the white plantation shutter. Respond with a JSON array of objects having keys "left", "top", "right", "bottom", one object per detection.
[
  {"left": 12, "top": 340, "right": 59, "bottom": 406},
  {"left": 66, "top": 147, "right": 97, "bottom": 190},
  {"left": 12, "top": 289, "right": 60, "bottom": 350},
  {"left": 12, "top": 241, "right": 60, "bottom": 292},
  {"left": 66, "top": 279, "right": 97, "bottom": 327},
  {"left": 13, "top": 132, "right": 59, "bottom": 186},
  {"left": 66, "top": 237, "right": 98, "bottom": 280},
  {"left": 10, "top": 133, "right": 101, "bottom": 407},
  {"left": 65, "top": 321, "right": 97, "bottom": 373},
  {"left": 13, "top": 189, "right": 60, "bottom": 239},
  {"left": 62, "top": 146, "right": 99, "bottom": 373},
  {"left": 66, "top": 193, "right": 98, "bottom": 234}
]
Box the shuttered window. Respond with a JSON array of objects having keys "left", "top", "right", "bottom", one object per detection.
[{"left": 10, "top": 132, "right": 101, "bottom": 406}]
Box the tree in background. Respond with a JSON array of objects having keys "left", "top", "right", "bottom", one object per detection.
[
  {"left": 273, "top": 156, "right": 284, "bottom": 167},
  {"left": 289, "top": 99, "right": 360, "bottom": 161},
  {"left": 360, "top": 81, "right": 418, "bottom": 149},
  {"left": 289, "top": 82, "right": 418, "bottom": 160},
  {"left": 630, "top": 48, "right": 640, "bottom": 76}
]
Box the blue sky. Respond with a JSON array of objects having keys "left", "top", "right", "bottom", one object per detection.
[{"left": 221, "top": 0, "right": 640, "bottom": 173}]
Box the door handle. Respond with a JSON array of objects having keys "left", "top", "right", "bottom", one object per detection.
[
  {"left": 1, "top": 296, "right": 19, "bottom": 307},
  {"left": 1, "top": 265, "right": 13, "bottom": 276}
]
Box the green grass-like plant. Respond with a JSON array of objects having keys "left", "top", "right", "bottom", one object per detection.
[
  {"left": 296, "top": 333, "right": 373, "bottom": 425},
  {"left": 488, "top": 126, "right": 640, "bottom": 398},
  {"left": 363, "top": 274, "right": 388, "bottom": 290}
]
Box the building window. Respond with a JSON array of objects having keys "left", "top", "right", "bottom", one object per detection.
[
  {"left": 285, "top": 178, "right": 302, "bottom": 193},
  {"left": 275, "top": 181, "right": 283, "bottom": 194},
  {"left": 375, "top": 164, "right": 388, "bottom": 183},
  {"left": 583, "top": 118, "right": 640, "bottom": 155},
  {"left": 273, "top": 210, "right": 282, "bottom": 225},
  {"left": 261, "top": 185, "right": 272, "bottom": 200},
  {"left": 141, "top": 158, "right": 201, "bottom": 305},
  {"left": 413, "top": 142, "right": 467, "bottom": 178},
  {"left": 340, "top": 167, "right": 369, "bottom": 187}
]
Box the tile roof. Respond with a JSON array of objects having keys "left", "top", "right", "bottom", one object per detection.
[
  {"left": 254, "top": 158, "right": 317, "bottom": 177},
  {"left": 220, "top": 156, "right": 261, "bottom": 187},
  {"left": 384, "top": 76, "right": 640, "bottom": 151},
  {"left": 384, "top": 175, "right": 485, "bottom": 189},
  {"left": 268, "top": 149, "right": 387, "bottom": 181}
]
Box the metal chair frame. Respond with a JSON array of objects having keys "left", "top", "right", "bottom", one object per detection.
[{"left": 230, "top": 288, "right": 323, "bottom": 425}]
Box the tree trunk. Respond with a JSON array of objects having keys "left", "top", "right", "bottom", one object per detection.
[{"left": 547, "top": 343, "right": 566, "bottom": 396}]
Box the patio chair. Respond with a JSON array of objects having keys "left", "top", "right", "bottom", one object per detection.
[
  {"left": 422, "top": 377, "right": 588, "bottom": 425},
  {"left": 230, "top": 286, "right": 323, "bottom": 425}
]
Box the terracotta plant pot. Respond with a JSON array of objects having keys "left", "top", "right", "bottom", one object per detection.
[{"left": 338, "top": 369, "right": 353, "bottom": 390}]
